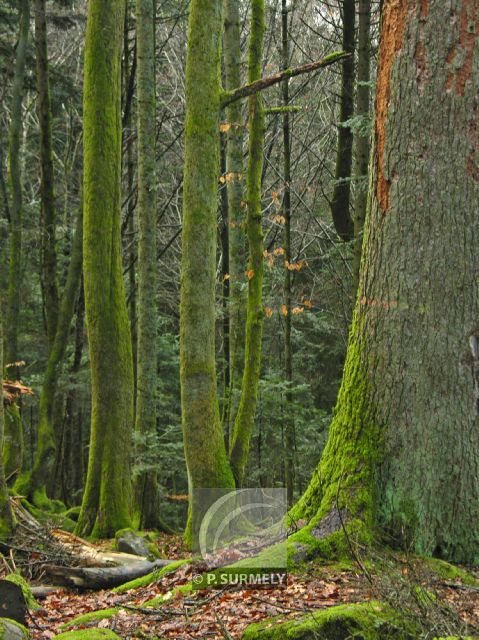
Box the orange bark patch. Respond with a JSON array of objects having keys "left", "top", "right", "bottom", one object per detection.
[
  {"left": 375, "top": 0, "right": 410, "bottom": 213},
  {"left": 446, "top": 0, "right": 479, "bottom": 96}
]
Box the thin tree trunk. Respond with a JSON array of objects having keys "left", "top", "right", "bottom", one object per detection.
[
  {"left": 135, "top": 0, "right": 167, "bottom": 531},
  {"left": 6, "top": 0, "right": 29, "bottom": 370},
  {"left": 281, "top": 0, "right": 294, "bottom": 507},
  {"left": 29, "top": 209, "right": 83, "bottom": 503},
  {"left": 223, "top": 0, "right": 246, "bottom": 437},
  {"left": 77, "top": 0, "right": 134, "bottom": 538},
  {"left": 35, "top": 0, "right": 59, "bottom": 348},
  {"left": 230, "top": 0, "right": 266, "bottom": 487},
  {"left": 180, "top": 0, "right": 235, "bottom": 543},
  {"left": 330, "top": 0, "right": 355, "bottom": 242},
  {"left": 0, "top": 306, "right": 14, "bottom": 540},
  {"left": 353, "top": 0, "right": 371, "bottom": 293},
  {"left": 291, "top": 0, "right": 479, "bottom": 564}
]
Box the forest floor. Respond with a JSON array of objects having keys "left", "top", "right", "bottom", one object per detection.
[{"left": 10, "top": 534, "right": 478, "bottom": 640}]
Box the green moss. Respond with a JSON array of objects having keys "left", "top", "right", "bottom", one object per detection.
[
  {"left": 3, "top": 405, "right": 24, "bottom": 485},
  {"left": 64, "top": 506, "right": 81, "bottom": 521},
  {"left": 241, "top": 602, "right": 418, "bottom": 640},
  {"left": 0, "top": 617, "right": 30, "bottom": 640},
  {"left": 425, "top": 558, "right": 479, "bottom": 586},
  {"left": 20, "top": 499, "right": 76, "bottom": 532},
  {"left": 143, "top": 582, "right": 193, "bottom": 608},
  {"left": 4, "top": 573, "right": 40, "bottom": 610},
  {"left": 112, "top": 557, "right": 190, "bottom": 593},
  {"left": 60, "top": 609, "right": 118, "bottom": 630},
  {"left": 54, "top": 631, "right": 121, "bottom": 640},
  {"left": 287, "top": 314, "right": 381, "bottom": 561}
]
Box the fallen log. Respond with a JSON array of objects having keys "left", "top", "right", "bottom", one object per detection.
[{"left": 43, "top": 558, "right": 173, "bottom": 590}]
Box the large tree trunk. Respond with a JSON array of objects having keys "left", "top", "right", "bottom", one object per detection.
[
  {"left": 291, "top": 0, "right": 479, "bottom": 564},
  {"left": 77, "top": 0, "right": 134, "bottom": 538},
  {"left": 229, "top": 0, "right": 266, "bottom": 487},
  {"left": 35, "top": 0, "right": 59, "bottom": 349},
  {"left": 180, "top": 0, "right": 235, "bottom": 542}
]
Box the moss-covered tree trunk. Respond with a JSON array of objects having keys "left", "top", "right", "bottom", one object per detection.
[
  {"left": 223, "top": 0, "right": 246, "bottom": 437},
  {"left": 77, "top": 0, "right": 134, "bottom": 538},
  {"left": 135, "top": 0, "right": 164, "bottom": 530},
  {"left": 229, "top": 0, "right": 266, "bottom": 486},
  {"left": 28, "top": 209, "right": 82, "bottom": 503},
  {"left": 6, "top": 0, "right": 29, "bottom": 369},
  {"left": 330, "top": 0, "right": 355, "bottom": 242},
  {"left": 353, "top": 0, "right": 371, "bottom": 292},
  {"left": 35, "top": 0, "right": 59, "bottom": 348},
  {"left": 0, "top": 309, "right": 14, "bottom": 541},
  {"left": 180, "top": 0, "right": 235, "bottom": 541},
  {"left": 292, "top": 0, "right": 479, "bottom": 564},
  {"left": 281, "top": 0, "right": 295, "bottom": 506}
]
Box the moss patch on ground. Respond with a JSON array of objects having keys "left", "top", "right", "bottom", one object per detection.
[
  {"left": 54, "top": 631, "right": 121, "bottom": 640},
  {"left": 112, "top": 557, "right": 190, "bottom": 593},
  {"left": 241, "top": 601, "right": 418, "bottom": 640},
  {"left": 60, "top": 608, "right": 119, "bottom": 630},
  {"left": 424, "top": 558, "right": 478, "bottom": 587}
]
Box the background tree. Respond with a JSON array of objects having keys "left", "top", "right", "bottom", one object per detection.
[
  {"left": 77, "top": 0, "right": 134, "bottom": 538},
  {"left": 180, "top": 0, "right": 235, "bottom": 540},
  {"left": 229, "top": 0, "right": 266, "bottom": 486},
  {"left": 291, "top": 0, "right": 479, "bottom": 564}
]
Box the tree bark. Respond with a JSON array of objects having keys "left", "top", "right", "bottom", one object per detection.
[
  {"left": 281, "top": 0, "right": 295, "bottom": 507},
  {"left": 223, "top": 0, "right": 246, "bottom": 437},
  {"left": 291, "top": 0, "right": 479, "bottom": 564},
  {"left": 353, "top": 0, "right": 371, "bottom": 293},
  {"left": 180, "top": 0, "right": 235, "bottom": 542},
  {"left": 135, "top": 0, "right": 165, "bottom": 531},
  {"left": 330, "top": 0, "right": 356, "bottom": 242},
  {"left": 77, "top": 0, "right": 134, "bottom": 538},
  {"left": 6, "top": 0, "right": 29, "bottom": 370},
  {"left": 0, "top": 309, "right": 15, "bottom": 540},
  {"left": 230, "top": 0, "right": 266, "bottom": 486},
  {"left": 35, "top": 0, "right": 59, "bottom": 348},
  {"left": 29, "top": 208, "right": 83, "bottom": 503}
]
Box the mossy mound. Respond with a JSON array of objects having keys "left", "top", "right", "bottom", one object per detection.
[
  {"left": 54, "top": 631, "right": 121, "bottom": 640},
  {"left": 143, "top": 582, "right": 193, "bottom": 608},
  {"left": 425, "top": 558, "right": 478, "bottom": 587},
  {"left": 0, "top": 618, "right": 30, "bottom": 640},
  {"left": 112, "top": 557, "right": 190, "bottom": 593},
  {"left": 241, "top": 602, "right": 418, "bottom": 640},
  {"left": 64, "top": 506, "right": 81, "bottom": 522},
  {"left": 4, "top": 573, "right": 40, "bottom": 610},
  {"left": 60, "top": 608, "right": 119, "bottom": 630}
]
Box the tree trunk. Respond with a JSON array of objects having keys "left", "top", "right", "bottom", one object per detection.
[
  {"left": 35, "top": 0, "right": 59, "bottom": 348},
  {"left": 6, "top": 0, "right": 29, "bottom": 370},
  {"left": 330, "top": 0, "right": 355, "bottom": 242},
  {"left": 180, "top": 0, "right": 235, "bottom": 542},
  {"left": 281, "top": 0, "right": 295, "bottom": 507},
  {"left": 0, "top": 309, "right": 15, "bottom": 540},
  {"left": 135, "top": 0, "right": 165, "bottom": 531},
  {"left": 223, "top": 0, "right": 246, "bottom": 437},
  {"left": 291, "top": 0, "right": 479, "bottom": 564},
  {"left": 77, "top": 0, "right": 134, "bottom": 538},
  {"left": 353, "top": 0, "right": 371, "bottom": 293},
  {"left": 29, "top": 208, "right": 83, "bottom": 503},
  {"left": 229, "top": 0, "right": 266, "bottom": 486}
]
